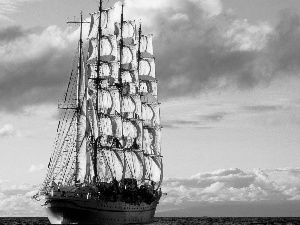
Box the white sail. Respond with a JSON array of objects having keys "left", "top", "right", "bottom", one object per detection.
[
  {"left": 110, "top": 88, "right": 121, "bottom": 114},
  {"left": 121, "top": 45, "right": 137, "bottom": 70},
  {"left": 121, "top": 70, "right": 132, "bottom": 83},
  {"left": 89, "top": 8, "right": 115, "bottom": 38},
  {"left": 88, "top": 36, "right": 118, "bottom": 63},
  {"left": 121, "top": 70, "right": 138, "bottom": 84},
  {"left": 140, "top": 80, "right": 157, "bottom": 97},
  {"left": 87, "top": 62, "right": 118, "bottom": 83},
  {"left": 112, "top": 151, "right": 124, "bottom": 180},
  {"left": 124, "top": 151, "right": 143, "bottom": 180},
  {"left": 144, "top": 156, "right": 162, "bottom": 185},
  {"left": 143, "top": 127, "right": 161, "bottom": 155},
  {"left": 97, "top": 151, "right": 110, "bottom": 181},
  {"left": 97, "top": 116, "right": 123, "bottom": 143},
  {"left": 99, "top": 117, "right": 113, "bottom": 137},
  {"left": 133, "top": 120, "right": 143, "bottom": 148},
  {"left": 111, "top": 116, "right": 122, "bottom": 138},
  {"left": 140, "top": 34, "right": 153, "bottom": 56},
  {"left": 151, "top": 104, "right": 160, "bottom": 126},
  {"left": 98, "top": 150, "right": 123, "bottom": 181},
  {"left": 139, "top": 58, "right": 155, "bottom": 78},
  {"left": 132, "top": 95, "right": 141, "bottom": 118},
  {"left": 116, "top": 20, "right": 136, "bottom": 45},
  {"left": 122, "top": 96, "right": 135, "bottom": 118},
  {"left": 141, "top": 104, "right": 153, "bottom": 126},
  {"left": 98, "top": 90, "right": 113, "bottom": 114},
  {"left": 75, "top": 54, "right": 87, "bottom": 184},
  {"left": 123, "top": 121, "right": 137, "bottom": 148}
]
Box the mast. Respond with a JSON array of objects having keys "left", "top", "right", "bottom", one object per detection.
[
  {"left": 119, "top": 4, "right": 126, "bottom": 181},
  {"left": 93, "top": 0, "right": 103, "bottom": 183},
  {"left": 75, "top": 11, "right": 84, "bottom": 184}
]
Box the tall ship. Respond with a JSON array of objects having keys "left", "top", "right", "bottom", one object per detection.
[{"left": 33, "top": 1, "right": 163, "bottom": 224}]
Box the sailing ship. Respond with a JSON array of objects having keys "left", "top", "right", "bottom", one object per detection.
[{"left": 33, "top": 1, "right": 163, "bottom": 224}]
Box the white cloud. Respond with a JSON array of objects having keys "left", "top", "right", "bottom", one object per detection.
[
  {"left": 29, "top": 164, "right": 44, "bottom": 173},
  {"left": 0, "top": 0, "right": 43, "bottom": 22},
  {"left": 160, "top": 168, "right": 300, "bottom": 212},
  {"left": 0, "top": 182, "right": 42, "bottom": 216},
  {"left": 0, "top": 124, "right": 17, "bottom": 137},
  {"left": 1, "top": 168, "right": 300, "bottom": 216},
  {"left": 225, "top": 19, "right": 272, "bottom": 51},
  {"left": 195, "top": 0, "right": 223, "bottom": 18},
  {"left": 202, "top": 182, "right": 225, "bottom": 193}
]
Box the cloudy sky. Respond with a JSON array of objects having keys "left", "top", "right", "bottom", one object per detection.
[{"left": 1, "top": 0, "right": 300, "bottom": 217}]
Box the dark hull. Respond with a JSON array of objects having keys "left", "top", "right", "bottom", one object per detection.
[{"left": 45, "top": 196, "right": 158, "bottom": 224}]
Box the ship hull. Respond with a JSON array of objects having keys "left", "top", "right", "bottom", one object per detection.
[{"left": 45, "top": 196, "right": 158, "bottom": 224}]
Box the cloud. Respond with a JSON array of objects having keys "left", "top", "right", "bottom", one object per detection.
[
  {"left": 120, "top": 0, "right": 300, "bottom": 98},
  {"left": 0, "top": 25, "right": 78, "bottom": 112},
  {"left": 201, "top": 112, "right": 228, "bottom": 122},
  {"left": 0, "top": 183, "right": 42, "bottom": 216},
  {"left": 1, "top": 168, "right": 300, "bottom": 216},
  {"left": 162, "top": 112, "right": 228, "bottom": 129},
  {"left": 0, "top": 124, "right": 17, "bottom": 137},
  {"left": 244, "top": 105, "right": 283, "bottom": 113},
  {"left": 1, "top": 0, "right": 300, "bottom": 112},
  {"left": 28, "top": 164, "right": 44, "bottom": 173},
  {"left": 0, "top": 0, "right": 43, "bottom": 22},
  {"left": 159, "top": 168, "right": 300, "bottom": 213}
]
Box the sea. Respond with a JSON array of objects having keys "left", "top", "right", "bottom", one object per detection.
[{"left": 0, "top": 217, "right": 300, "bottom": 224}]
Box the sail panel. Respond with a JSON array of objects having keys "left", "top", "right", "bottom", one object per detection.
[
  {"left": 110, "top": 88, "right": 121, "bottom": 115},
  {"left": 140, "top": 81, "right": 157, "bottom": 97},
  {"left": 99, "top": 117, "right": 113, "bottom": 136},
  {"left": 88, "top": 36, "right": 118, "bottom": 63},
  {"left": 124, "top": 151, "right": 143, "bottom": 180},
  {"left": 122, "top": 96, "right": 135, "bottom": 117},
  {"left": 89, "top": 8, "right": 115, "bottom": 39},
  {"left": 116, "top": 20, "right": 136, "bottom": 45},
  {"left": 98, "top": 90, "right": 113, "bottom": 114},
  {"left": 123, "top": 121, "right": 137, "bottom": 148},
  {"left": 122, "top": 70, "right": 139, "bottom": 84},
  {"left": 87, "top": 62, "right": 118, "bottom": 85},
  {"left": 121, "top": 45, "right": 137, "bottom": 70},
  {"left": 140, "top": 34, "right": 153, "bottom": 56},
  {"left": 141, "top": 104, "right": 153, "bottom": 126},
  {"left": 139, "top": 58, "right": 155, "bottom": 77},
  {"left": 143, "top": 128, "right": 161, "bottom": 155},
  {"left": 121, "top": 71, "right": 132, "bottom": 83},
  {"left": 144, "top": 156, "right": 162, "bottom": 184}
]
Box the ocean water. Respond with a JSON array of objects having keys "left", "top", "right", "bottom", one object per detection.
[{"left": 0, "top": 217, "right": 300, "bottom": 224}]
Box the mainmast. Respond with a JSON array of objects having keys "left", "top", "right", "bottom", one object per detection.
[{"left": 93, "top": 0, "right": 103, "bottom": 183}]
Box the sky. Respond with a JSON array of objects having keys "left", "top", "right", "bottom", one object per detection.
[{"left": 1, "top": 0, "right": 300, "bottom": 217}]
